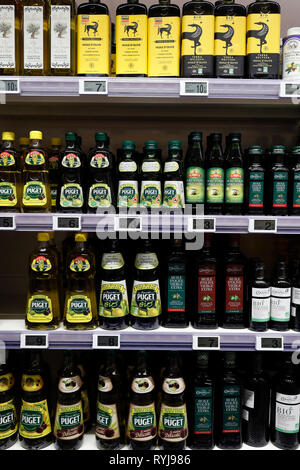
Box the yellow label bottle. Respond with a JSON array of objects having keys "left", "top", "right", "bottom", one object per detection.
[
  {"left": 148, "top": 0, "right": 180, "bottom": 77},
  {"left": 0, "top": 132, "right": 21, "bottom": 212},
  {"left": 116, "top": 0, "right": 147, "bottom": 77},
  {"left": 77, "top": 0, "right": 110, "bottom": 76},
  {"left": 111, "top": 22, "right": 116, "bottom": 76}
]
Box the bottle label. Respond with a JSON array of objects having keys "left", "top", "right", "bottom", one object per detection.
[
  {"left": 272, "top": 173, "right": 288, "bottom": 208},
  {"left": 77, "top": 14, "right": 109, "bottom": 75},
  {"left": 142, "top": 161, "right": 160, "bottom": 172},
  {"left": 158, "top": 404, "right": 188, "bottom": 442},
  {"left": 102, "top": 253, "right": 124, "bottom": 270},
  {"left": 167, "top": 266, "right": 185, "bottom": 312},
  {"left": 22, "top": 374, "right": 44, "bottom": 392},
  {"left": 116, "top": 14, "right": 147, "bottom": 75},
  {"left": 127, "top": 403, "right": 156, "bottom": 441},
  {"left": 194, "top": 387, "right": 213, "bottom": 434},
  {"left": 140, "top": 181, "right": 162, "bottom": 208},
  {"left": 117, "top": 180, "right": 138, "bottom": 207},
  {"left": 135, "top": 253, "right": 158, "bottom": 270},
  {"left": 0, "top": 373, "right": 14, "bottom": 392},
  {"left": 0, "top": 5, "right": 15, "bottom": 69},
  {"left": 249, "top": 171, "right": 264, "bottom": 207},
  {"left": 163, "top": 377, "right": 185, "bottom": 394},
  {"left": 50, "top": 5, "right": 71, "bottom": 69},
  {"left": 50, "top": 184, "right": 57, "bottom": 207},
  {"left": 96, "top": 402, "right": 120, "bottom": 440},
  {"left": 98, "top": 376, "right": 113, "bottom": 392},
  {"left": 19, "top": 399, "right": 51, "bottom": 439},
  {"left": 225, "top": 274, "right": 244, "bottom": 314},
  {"left": 0, "top": 182, "right": 17, "bottom": 207},
  {"left": 243, "top": 389, "right": 255, "bottom": 409},
  {"left": 222, "top": 385, "right": 241, "bottom": 433},
  {"left": 198, "top": 272, "right": 216, "bottom": 314},
  {"left": 70, "top": 256, "right": 90, "bottom": 272},
  {"left": 215, "top": 16, "right": 246, "bottom": 77},
  {"left": 58, "top": 376, "right": 82, "bottom": 393},
  {"left": 292, "top": 287, "right": 300, "bottom": 305},
  {"left": 271, "top": 288, "right": 291, "bottom": 322},
  {"left": 148, "top": 16, "right": 180, "bottom": 77},
  {"left": 185, "top": 166, "right": 205, "bottom": 204},
  {"left": 90, "top": 153, "right": 109, "bottom": 169},
  {"left": 66, "top": 295, "right": 93, "bottom": 323},
  {"left": 54, "top": 402, "right": 83, "bottom": 440},
  {"left": 61, "top": 153, "right": 81, "bottom": 168},
  {"left": 251, "top": 287, "right": 271, "bottom": 322},
  {"left": 49, "top": 155, "right": 59, "bottom": 170},
  {"left": 0, "top": 399, "right": 17, "bottom": 439},
  {"left": 181, "top": 14, "right": 214, "bottom": 77},
  {"left": 0, "top": 151, "right": 15, "bottom": 166},
  {"left": 164, "top": 161, "right": 179, "bottom": 173},
  {"left": 99, "top": 280, "right": 129, "bottom": 318},
  {"left": 206, "top": 167, "right": 224, "bottom": 204},
  {"left": 132, "top": 376, "right": 155, "bottom": 394},
  {"left": 131, "top": 280, "right": 161, "bottom": 318},
  {"left": 275, "top": 393, "right": 300, "bottom": 434},
  {"left": 163, "top": 181, "right": 185, "bottom": 208},
  {"left": 293, "top": 173, "right": 300, "bottom": 207},
  {"left": 23, "top": 6, "right": 44, "bottom": 70},
  {"left": 225, "top": 167, "right": 244, "bottom": 204},
  {"left": 22, "top": 182, "right": 48, "bottom": 206},
  {"left": 88, "top": 184, "right": 112, "bottom": 208},
  {"left": 283, "top": 36, "right": 300, "bottom": 80},
  {"left": 31, "top": 256, "right": 52, "bottom": 272},
  {"left": 27, "top": 295, "right": 53, "bottom": 323},
  {"left": 25, "top": 151, "right": 45, "bottom": 165},
  {"left": 60, "top": 183, "right": 83, "bottom": 208},
  {"left": 247, "top": 13, "right": 280, "bottom": 76},
  {"left": 119, "top": 160, "right": 137, "bottom": 172}
]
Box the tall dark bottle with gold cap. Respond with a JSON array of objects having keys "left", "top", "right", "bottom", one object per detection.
[
  {"left": 181, "top": 0, "right": 214, "bottom": 78},
  {"left": 0, "top": 131, "right": 21, "bottom": 212}
]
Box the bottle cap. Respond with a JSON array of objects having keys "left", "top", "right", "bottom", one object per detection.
[
  {"left": 292, "top": 146, "right": 300, "bottom": 154},
  {"left": 51, "top": 137, "right": 62, "bottom": 147},
  {"left": 168, "top": 140, "right": 182, "bottom": 150},
  {"left": 248, "top": 145, "right": 263, "bottom": 155},
  {"left": 272, "top": 145, "right": 286, "bottom": 154},
  {"left": 189, "top": 132, "right": 202, "bottom": 143},
  {"left": 2, "top": 132, "right": 15, "bottom": 141},
  {"left": 287, "top": 27, "right": 300, "bottom": 37},
  {"left": 144, "top": 140, "right": 157, "bottom": 149},
  {"left": 65, "top": 132, "right": 77, "bottom": 142},
  {"left": 211, "top": 133, "right": 222, "bottom": 142},
  {"left": 30, "top": 131, "right": 42, "bottom": 140},
  {"left": 95, "top": 132, "right": 109, "bottom": 143},
  {"left": 19, "top": 137, "right": 30, "bottom": 146},
  {"left": 75, "top": 233, "right": 88, "bottom": 242},
  {"left": 229, "top": 132, "right": 241, "bottom": 141},
  {"left": 37, "top": 232, "right": 50, "bottom": 242},
  {"left": 122, "top": 140, "right": 135, "bottom": 150}
]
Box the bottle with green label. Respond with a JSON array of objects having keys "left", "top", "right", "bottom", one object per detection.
[
  {"left": 48, "top": 137, "right": 62, "bottom": 212},
  {"left": 270, "top": 260, "right": 291, "bottom": 332},
  {"left": 130, "top": 239, "right": 161, "bottom": 330},
  {"left": 26, "top": 232, "right": 60, "bottom": 330},
  {"left": 117, "top": 141, "right": 139, "bottom": 209},
  {"left": 224, "top": 133, "right": 244, "bottom": 215},
  {"left": 216, "top": 352, "right": 242, "bottom": 449},
  {"left": 140, "top": 141, "right": 162, "bottom": 209},
  {"left": 87, "top": 132, "right": 115, "bottom": 212},
  {"left": 99, "top": 239, "right": 129, "bottom": 330},
  {"left": 64, "top": 232, "right": 98, "bottom": 330},
  {"left": 245, "top": 145, "right": 265, "bottom": 215},
  {"left": 19, "top": 351, "right": 53, "bottom": 449},
  {"left": 57, "top": 132, "right": 85, "bottom": 213},
  {"left": 190, "top": 352, "right": 215, "bottom": 449},
  {"left": 185, "top": 132, "right": 205, "bottom": 210},
  {"left": 22, "top": 130, "right": 51, "bottom": 213},
  {"left": 205, "top": 133, "right": 224, "bottom": 214},
  {"left": 163, "top": 141, "right": 185, "bottom": 209},
  {"left": 127, "top": 351, "right": 157, "bottom": 450},
  {"left": 268, "top": 145, "right": 289, "bottom": 216},
  {"left": 163, "top": 239, "right": 188, "bottom": 328},
  {"left": 96, "top": 350, "right": 125, "bottom": 450},
  {"left": 0, "top": 131, "right": 21, "bottom": 212},
  {"left": 0, "top": 361, "right": 18, "bottom": 449},
  {"left": 289, "top": 147, "right": 300, "bottom": 216},
  {"left": 158, "top": 351, "right": 188, "bottom": 450},
  {"left": 54, "top": 351, "right": 84, "bottom": 450}
]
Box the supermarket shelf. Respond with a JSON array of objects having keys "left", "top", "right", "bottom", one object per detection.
[{"left": 1, "top": 320, "right": 300, "bottom": 350}]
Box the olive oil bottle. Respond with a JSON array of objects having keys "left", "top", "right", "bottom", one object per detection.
[
  {"left": 185, "top": 132, "right": 205, "bottom": 208},
  {"left": 268, "top": 145, "right": 289, "bottom": 216},
  {"left": 50, "top": 0, "right": 75, "bottom": 76},
  {"left": 247, "top": 0, "right": 281, "bottom": 79},
  {"left": 215, "top": 0, "right": 246, "bottom": 78},
  {"left": 117, "top": 141, "right": 139, "bottom": 209},
  {"left": 224, "top": 133, "right": 244, "bottom": 215},
  {"left": 140, "top": 141, "right": 162, "bottom": 209},
  {"left": 181, "top": 0, "right": 215, "bottom": 78},
  {"left": 0, "top": 132, "right": 21, "bottom": 212},
  {"left": 163, "top": 141, "right": 185, "bottom": 209},
  {"left": 0, "top": 0, "right": 20, "bottom": 75},
  {"left": 148, "top": 0, "right": 180, "bottom": 77},
  {"left": 205, "top": 133, "right": 224, "bottom": 214},
  {"left": 0, "top": 361, "right": 18, "bottom": 449},
  {"left": 20, "top": 0, "right": 50, "bottom": 75},
  {"left": 245, "top": 145, "right": 265, "bottom": 215},
  {"left": 48, "top": 137, "right": 62, "bottom": 211},
  {"left": 77, "top": 0, "right": 110, "bottom": 76},
  {"left": 116, "top": 0, "right": 148, "bottom": 77},
  {"left": 289, "top": 147, "right": 300, "bottom": 216}
]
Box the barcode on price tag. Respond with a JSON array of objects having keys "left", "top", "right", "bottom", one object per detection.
[
  {"left": 53, "top": 215, "right": 81, "bottom": 231},
  {"left": 180, "top": 80, "right": 209, "bottom": 96},
  {"left": 93, "top": 334, "right": 120, "bottom": 349},
  {"left": 248, "top": 219, "right": 277, "bottom": 233},
  {"left": 193, "top": 336, "right": 220, "bottom": 350},
  {"left": 79, "top": 79, "right": 108, "bottom": 95},
  {"left": 0, "top": 216, "right": 15, "bottom": 230},
  {"left": 256, "top": 336, "right": 283, "bottom": 351},
  {"left": 20, "top": 334, "right": 49, "bottom": 349},
  {"left": 188, "top": 217, "right": 216, "bottom": 232},
  {"left": 0, "top": 79, "right": 19, "bottom": 94}
]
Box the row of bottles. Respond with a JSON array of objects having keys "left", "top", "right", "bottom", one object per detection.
[
  {"left": 2, "top": 129, "right": 300, "bottom": 215},
  {"left": 0, "top": 0, "right": 281, "bottom": 78},
  {"left": 2, "top": 349, "right": 300, "bottom": 450}
]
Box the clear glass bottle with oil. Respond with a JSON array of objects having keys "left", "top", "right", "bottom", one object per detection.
[
  {"left": 50, "top": 0, "right": 75, "bottom": 75},
  {"left": 0, "top": 0, "right": 20, "bottom": 75}
]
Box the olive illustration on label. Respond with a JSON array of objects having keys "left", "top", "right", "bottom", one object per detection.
[
  {"left": 167, "top": 380, "right": 180, "bottom": 391},
  {"left": 104, "top": 428, "right": 115, "bottom": 438}
]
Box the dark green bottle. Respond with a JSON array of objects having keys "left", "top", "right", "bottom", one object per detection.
[
  {"left": 205, "top": 133, "right": 224, "bottom": 215},
  {"left": 185, "top": 132, "right": 205, "bottom": 208},
  {"left": 249, "top": 259, "right": 270, "bottom": 332},
  {"left": 245, "top": 145, "right": 265, "bottom": 215},
  {"left": 224, "top": 133, "right": 244, "bottom": 215},
  {"left": 140, "top": 141, "right": 162, "bottom": 209},
  {"left": 163, "top": 141, "right": 185, "bottom": 209},
  {"left": 117, "top": 141, "right": 139, "bottom": 209},
  {"left": 289, "top": 146, "right": 300, "bottom": 215},
  {"left": 268, "top": 145, "right": 289, "bottom": 216},
  {"left": 270, "top": 260, "right": 291, "bottom": 331}
]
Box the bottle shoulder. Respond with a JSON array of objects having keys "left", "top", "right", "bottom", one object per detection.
[
  {"left": 77, "top": 3, "right": 108, "bottom": 15},
  {"left": 215, "top": 3, "right": 246, "bottom": 17},
  {"left": 148, "top": 4, "right": 180, "bottom": 18},
  {"left": 183, "top": 1, "right": 214, "bottom": 15},
  {"left": 116, "top": 3, "right": 147, "bottom": 15},
  {"left": 247, "top": 1, "right": 280, "bottom": 15}
]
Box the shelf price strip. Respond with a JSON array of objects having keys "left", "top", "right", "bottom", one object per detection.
[
  {"left": 79, "top": 79, "right": 108, "bottom": 95},
  {"left": 248, "top": 218, "right": 277, "bottom": 233},
  {"left": 0, "top": 79, "right": 19, "bottom": 94},
  {"left": 0, "top": 216, "right": 16, "bottom": 230},
  {"left": 20, "top": 333, "right": 49, "bottom": 349},
  {"left": 93, "top": 334, "right": 120, "bottom": 349},
  {"left": 193, "top": 336, "right": 220, "bottom": 350},
  {"left": 256, "top": 336, "right": 284, "bottom": 351},
  {"left": 114, "top": 215, "right": 143, "bottom": 232},
  {"left": 188, "top": 216, "right": 216, "bottom": 233},
  {"left": 180, "top": 80, "right": 209, "bottom": 97},
  {"left": 53, "top": 215, "right": 81, "bottom": 231}
]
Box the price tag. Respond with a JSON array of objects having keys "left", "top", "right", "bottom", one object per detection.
[
  {"left": 0, "top": 79, "right": 19, "bottom": 94},
  {"left": 79, "top": 79, "right": 108, "bottom": 95},
  {"left": 20, "top": 334, "right": 49, "bottom": 349},
  {"left": 193, "top": 336, "right": 220, "bottom": 350},
  {"left": 180, "top": 80, "right": 209, "bottom": 97},
  {"left": 256, "top": 336, "right": 283, "bottom": 351},
  {"left": 248, "top": 218, "right": 277, "bottom": 233},
  {"left": 114, "top": 216, "right": 142, "bottom": 232},
  {"left": 93, "top": 334, "right": 120, "bottom": 349},
  {"left": 188, "top": 217, "right": 216, "bottom": 233},
  {"left": 0, "top": 216, "right": 15, "bottom": 230},
  {"left": 280, "top": 82, "right": 300, "bottom": 98},
  {"left": 53, "top": 215, "right": 81, "bottom": 231}
]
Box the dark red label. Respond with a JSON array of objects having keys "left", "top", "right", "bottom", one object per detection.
[
  {"left": 225, "top": 274, "right": 243, "bottom": 313},
  {"left": 198, "top": 266, "right": 216, "bottom": 314}
]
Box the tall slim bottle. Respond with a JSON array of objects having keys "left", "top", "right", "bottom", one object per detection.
[
  {"left": 0, "top": 361, "right": 18, "bottom": 449},
  {"left": 50, "top": 0, "right": 75, "bottom": 75},
  {"left": 224, "top": 133, "right": 244, "bottom": 215},
  {"left": 249, "top": 259, "right": 270, "bottom": 332},
  {"left": 289, "top": 146, "right": 300, "bottom": 216},
  {"left": 245, "top": 145, "right": 265, "bottom": 215},
  {"left": 163, "top": 141, "right": 185, "bottom": 209},
  {"left": 0, "top": 0, "right": 20, "bottom": 75},
  {"left": 205, "top": 133, "right": 224, "bottom": 215},
  {"left": 270, "top": 260, "right": 291, "bottom": 332},
  {"left": 185, "top": 132, "right": 205, "bottom": 210},
  {"left": 268, "top": 145, "right": 289, "bottom": 216}
]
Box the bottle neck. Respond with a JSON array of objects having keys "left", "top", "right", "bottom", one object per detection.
[
  {"left": 2, "top": 140, "right": 14, "bottom": 150},
  {"left": 30, "top": 139, "right": 42, "bottom": 148}
]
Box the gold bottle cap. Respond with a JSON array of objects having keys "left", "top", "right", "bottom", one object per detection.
[
  {"left": 37, "top": 232, "right": 50, "bottom": 242},
  {"left": 2, "top": 132, "right": 15, "bottom": 141},
  {"left": 19, "top": 137, "right": 30, "bottom": 146},
  {"left": 30, "top": 131, "right": 43, "bottom": 140},
  {"left": 75, "top": 233, "right": 87, "bottom": 242},
  {"left": 51, "top": 137, "right": 62, "bottom": 146}
]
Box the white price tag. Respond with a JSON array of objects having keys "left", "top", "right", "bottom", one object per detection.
[
  {"left": 180, "top": 80, "right": 209, "bottom": 96},
  {"left": 114, "top": 216, "right": 142, "bottom": 232},
  {"left": 20, "top": 334, "right": 49, "bottom": 349},
  {"left": 188, "top": 217, "right": 216, "bottom": 233},
  {"left": 193, "top": 336, "right": 220, "bottom": 350},
  {"left": 0, "top": 216, "right": 15, "bottom": 230},
  {"left": 0, "top": 79, "right": 19, "bottom": 94},
  {"left": 79, "top": 79, "right": 108, "bottom": 95},
  {"left": 53, "top": 215, "right": 81, "bottom": 231},
  {"left": 280, "top": 82, "right": 300, "bottom": 98},
  {"left": 93, "top": 334, "right": 120, "bottom": 349},
  {"left": 248, "top": 218, "right": 277, "bottom": 233},
  {"left": 256, "top": 336, "right": 283, "bottom": 351}
]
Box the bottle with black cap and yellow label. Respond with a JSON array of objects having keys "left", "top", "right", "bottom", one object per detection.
[{"left": 0, "top": 131, "right": 21, "bottom": 212}]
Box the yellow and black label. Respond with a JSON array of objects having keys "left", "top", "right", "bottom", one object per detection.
[
  {"left": 181, "top": 14, "right": 214, "bottom": 77},
  {"left": 77, "top": 14, "right": 110, "bottom": 75},
  {"left": 247, "top": 13, "right": 280, "bottom": 76},
  {"left": 116, "top": 14, "right": 147, "bottom": 75},
  {"left": 148, "top": 16, "right": 180, "bottom": 77},
  {"left": 215, "top": 15, "right": 246, "bottom": 77}
]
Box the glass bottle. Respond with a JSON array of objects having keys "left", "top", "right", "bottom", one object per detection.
[
  {"left": 50, "top": 0, "right": 75, "bottom": 75},
  {"left": 0, "top": 0, "right": 20, "bottom": 75}
]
